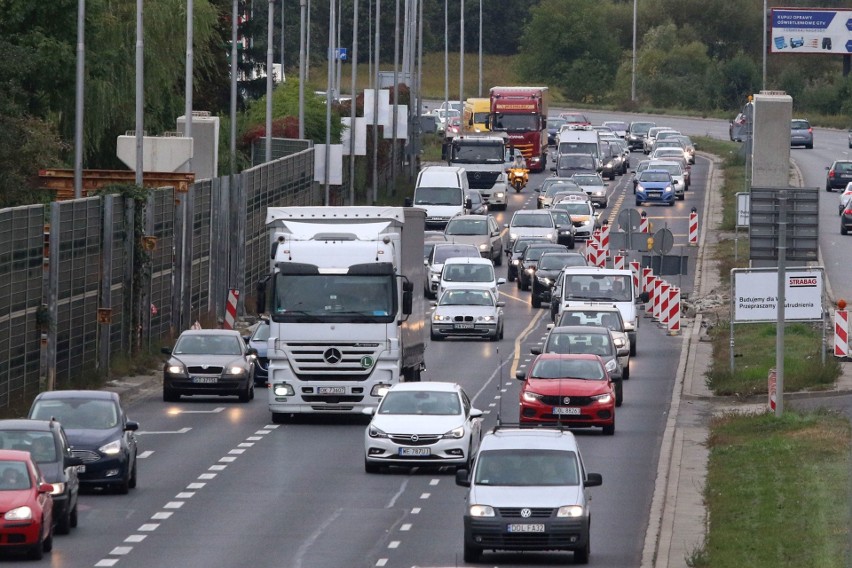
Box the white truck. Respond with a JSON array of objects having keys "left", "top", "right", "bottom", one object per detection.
[
  {"left": 257, "top": 207, "right": 426, "bottom": 422},
  {"left": 447, "top": 134, "right": 509, "bottom": 210}
]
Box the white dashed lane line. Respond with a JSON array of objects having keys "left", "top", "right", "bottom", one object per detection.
[{"left": 93, "top": 424, "right": 280, "bottom": 566}]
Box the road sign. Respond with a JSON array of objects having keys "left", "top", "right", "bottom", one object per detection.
[
  {"left": 337, "top": 48, "right": 348, "bottom": 61},
  {"left": 651, "top": 228, "right": 674, "bottom": 255},
  {"left": 617, "top": 208, "right": 642, "bottom": 232},
  {"left": 749, "top": 187, "right": 818, "bottom": 262}
]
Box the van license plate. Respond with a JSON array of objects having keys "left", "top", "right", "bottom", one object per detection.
[
  {"left": 318, "top": 387, "right": 345, "bottom": 395},
  {"left": 507, "top": 524, "right": 545, "bottom": 533},
  {"left": 554, "top": 407, "right": 581, "bottom": 415}
]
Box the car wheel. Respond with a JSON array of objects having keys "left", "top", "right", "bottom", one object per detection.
[
  {"left": 128, "top": 458, "right": 137, "bottom": 489},
  {"left": 623, "top": 364, "right": 630, "bottom": 381},
  {"left": 463, "top": 541, "right": 482, "bottom": 563},
  {"left": 843, "top": 223, "right": 849, "bottom": 236},
  {"left": 42, "top": 526, "right": 53, "bottom": 553},
  {"left": 806, "top": 143, "right": 813, "bottom": 149},
  {"left": 489, "top": 330, "right": 499, "bottom": 342},
  {"left": 163, "top": 388, "right": 180, "bottom": 403},
  {"left": 521, "top": 279, "right": 530, "bottom": 292},
  {"left": 532, "top": 295, "right": 542, "bottom": 308},
  {"left": 508, "top": 269, "right": 516, "bottom": 282},
  {"left": 568, "top": 236, "right": 575, "bottom": 249},
  {"left": 364, "top": 458, "right": 381, "bottom": 474},
  {"left": 432, "top": 331, "right": 444, "bottom": 341},
  {"left": 115, "top": 472, "right": 130, "bottom": 495},
  {"left": 28, "top": 530, "right": 44, "bottom": 560},
  {"left": 239, "top": 381, "right": 252, "bottom": 403},
  {"left": 827, "top": 184, "right": 833, "bottom": 192},
  {"left": 499, "top": 325, "right": 504, "bottom": 340},
  {"left": 55, "top": 504, "right": 72, "bottom": 535},
  {"left": 494, "top": 249, "right": 503, "bottom": 266},
  {"left": 70, "top": 502, "right": 78, "bottom": 528},
  {"left": 615, "top": 383, "right": 623, "bottom": 407},
  {"left": 630, "top": 341, "right": 637, "bottom": 357},
  {"left": 635, "top": 200, "right": 642, "bottom": 207},
  {"left": 602, "top": 421, "right": 615, "bottom": 436},
  {"left": 574, "top": 528, "right": 590, "bottom": 563}
]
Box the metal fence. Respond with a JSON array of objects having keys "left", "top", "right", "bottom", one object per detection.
[{"left": 0, "top": 144, "right": 317, "bottom": 411}]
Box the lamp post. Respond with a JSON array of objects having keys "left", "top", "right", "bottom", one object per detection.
[
  {"left": 73, "top": 0, "right": 85, "bottom": 198},
  {"left": 135, "top": 0, "right": 143, "bottom": 186},
  {"left": 349, "top": 0, "right": 359, "bottom": 205},
  {"left": 265, "top": 0, "right": 274, "bottom": 163},
  {"left": 478, "top": 0, "right": 482, "bottom": 97},
  {"left": 299, "top": 0, "right": 306, "bottom": 138},
  {"left": 631, "top": 0, "right": 637, "bottom": 102},
  {"left": 459, "top": 0, "right": 464, "bottom": 107}
]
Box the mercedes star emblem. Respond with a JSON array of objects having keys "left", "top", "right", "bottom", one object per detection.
[{"left": 323, "top": 348, "right": 343, "bottom": 364}]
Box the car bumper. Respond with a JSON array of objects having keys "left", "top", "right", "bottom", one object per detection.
[
  {"left": 519, "top": 401, "right": 615, "bottom": 428},
  {"left": 73, "top": 453, "right": 131, "bottom": 485},
  {"left": 365, "top": 436, "right": 471, "bottom": 467},
  {"left": 0, "top": 521, "right": 45, "bottom": 547},
  {"left": 432, "top": 322, "right": 498, "bottom": 338},
  {"left": 464, "top": 516, "right": 589, "bottom": 552},
  {"left": 164, "top": 374, "right": 251, "bottom": 396},
  {"left": 636, "top": 191, "right": 675, "bottom": 204}
]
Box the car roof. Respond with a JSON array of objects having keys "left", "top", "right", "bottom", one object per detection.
[
  {"left": 385, "top": 382, "right": 460, "bottom": 393},
  {"left": 513, "top": 209, "right": 553, "bottom": 216},
  {"left": 0, "top": 419, "right": 55, "bottom": 433},
  {"left": 449, "top": 214, "right": 489, "bottom": 222},
  {"left": 563, "top": 266, "right": 632, "bottom": 276},
  {"left": 434, "top": 243, "right": 479, "bottom": 252},
  {"left": 34, "top": 390, "right": 119, "bottom": 402},
  {"left": 480, "top": 427, "right": 580, "bottom": 452},
  {"left": 561, "top": 304, "right": 622, "bottom": 314},
  {"left": 0, "top": 449, "right": 34, "bottom": 462},
  {"left": 549, "top": 325, "right": 612, "bottom": 336},
  {"left": 443, "top": 256, "right": 493, "bottom": 265},
  {"left": 178, "top": 329, "right": 243, "bottom": 337}
]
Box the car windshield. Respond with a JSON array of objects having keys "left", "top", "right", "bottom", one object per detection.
[
  {"left": 791, "top": 120, "right": 810, "bottom": 130},
  {"left": 439, "top": 289, "right": 494, "bottom": 306},
  {"left": 250, "top": 323, "right": 270, "bottom": 342},
  {"left": 564, "top": 274, "right": 632, "bottom": 302},
  {"left": 630, "top": 122, "right": 655, "bottom": 134},
  {"left": 604, "top": 121, "right": 628, "bottom": 131},
  {"left": 175, "top": 334, "right": 243, "bottom": 355},
  {"left": 652, "top": 164, "right": 682, "bottom": 176},
  {"left": 640, "top": 172, "right": 672, "bottom": 183},
  {"left": 414, "top": 187, "right": 463, "bottom": 206},
  {"left": 573, "top": 175, "right": 603, "bottom": 186},
  {"left": 513, "top": 238, "right": 548, "bottom": 254},
  {"left": 546, "top": 183, "right": 580, "bottom": 197},
  {"left": 512, "top": 214, "right": 553, "bottom": 228},
  {"left": 525, "top": 247, "right": 561, "bottom": 262},
  {"left": 0, "top": 432, "right": 56, "bottom": 463},
  {"left": 0, "top": 462, "right": 30, "bottom": 490},
  {"left": 445, "top": 218, "right": 488, "bottom": 236},
  {"left": 378, "top": 391, "right": 461, "bottom": 415},
  {"left": 443, "top": 264, "right": 494, "bottom": 283},
  {"left": 539, "top": 254, "right": 582, "bottom": 270},
  {"left": 550, "top": 211, "right": 571, "bottom": 226},
  {"left": 474, "top": 449, "right": 579, "bottom": 486},
  {"left": 547, "top": 118, "right": 567, "bottom": 130},
  {"left": 559, "top": 311, "right": 622, "bottom": 331},
  {"left": 531, "top": 357, "right": 605, "bottom": 379},
  {"left": 30, "top": 399, "right": 119, "bottom": 430},
  {"left": 544, "top": 332, "right": 613, "bottom": 358},
  {"left": 451, "top": 144, "right": 504, "bottom": 163},
  {"left": 561, "top": 114, "right": 587, "bottom": 123},
  {"left": 492, "top": 114, "right": 539, "bottom": 131},
  {"left": 433, "top": 246, "right": 479, "bottom": 263},
  {"left": 556, "top": 203, "right": 591, "bottom": 215}
]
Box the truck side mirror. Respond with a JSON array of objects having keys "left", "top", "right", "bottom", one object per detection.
[
  {"left": 255, "top": 275, "right": 272, "bottom": 315},
  {"left": 402, "top": 281, "right": 414, "bottom": 315},
  {"left": 404, "top": 197, "right": 413, "bottom": 207}
]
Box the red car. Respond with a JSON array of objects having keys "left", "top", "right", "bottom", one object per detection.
[
  {"left": 516, "top": 353, "right": 615, "bottom": 435},
  {"left": 0, "top": 450, "right": 54, "bottom": 560},
  {"left": 558, "top": 112, "right": 591, "bottom": 127}
]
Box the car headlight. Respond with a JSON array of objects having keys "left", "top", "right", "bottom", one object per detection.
[
  {"left": 522, "top": 390, "right": 543, "bottom": 402},
  {"left": 510, "top": 232, "right": 519, "bottom": 241},
  {"left": 166, "top": 364, "right": 186, "bottom": 376},
  {"left": 224, "top": 365, "right": 247, "bottom": 375},
  {"left": 525, "top": 267, "right": 535, "bottom": 274},
  {"left": 536, "top": 276, "right": 551, "bottom": 285},
  {"left": 273, "top": 383, "right": 295, "bottom": 396},
  {"left": 433, "top": 313, "right": 452, "bottom": 322},
  {"left": 495, "top": 192, "right": 505, "bottom": 198},
  {"left": 556, "top": 505, "right": 585, "bottom": 518},
  {"left": 544, "top": 233, "right": 553, "bottom": 239},
  {"left": 605, "top": 359, "right": 618, "bottom": 373},
  {"left": 664, "top": 185, "right": 673, "bottom": 193},
  {"left": 511, "top": 259, "right": 520, "bottom": 266},
  {"left": 99, "top": 439, "right": 122, "bottom": 456},
  {"left": 613, "top": 336, "right": 626, "bottom": 348},
  {"left": 477, "top": 315, "right": 496, "bottom": 323},
  {"left": 50, "top": 482, "right": 66, "bottom": 496},
  {"left": 637, "top": 184, "right": 645, "bottom": 192},
  {"left": 469, "top": 505, "right": 496, "bottom": 517},
  {"left": 442, "top": 426, "right": 465, "bottom": 439},
  {"left": 592, "top": 393, "right": 613, "bottom": 404},
  {"left": 478, "top": 243, "right": 488, "bottom": 251},
  {"left": 5, "top": 506, "right": 33, "bottom": 521},
  {"left": 368, "top": 425, "right": 388, "bottom": 439}
]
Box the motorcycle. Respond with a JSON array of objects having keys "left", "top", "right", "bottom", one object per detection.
[{"left": 507, "top": 167, "right": 529, "bottom": 193}]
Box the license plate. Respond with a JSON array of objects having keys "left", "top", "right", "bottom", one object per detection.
[
  {"left": 554, "top": 407, "right": 581, "bottom": 415},
  {"left": 454, "top": 323, "right": 474, "bottom": 329},
  {"left": 75, "top": 465, "right": 86, "bottom": 473},
  {"left": 648, "top": 191, "right": 661, "bottom": 197},
  {"left": 191, "top": 376, "right": 218, "bottom": 384},
  {"left": 399, "top": 448, "right": 430, "bottom": 456},
  {"left": 507, "top": 523, "right": 545, "bottom": 533},
  {"left": 318, "top": 387, "right": 345, "bottom": 395}
]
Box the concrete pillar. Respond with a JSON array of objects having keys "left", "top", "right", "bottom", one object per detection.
[{"left": 751, "top": 92, "right": 792, "bottom": 188}]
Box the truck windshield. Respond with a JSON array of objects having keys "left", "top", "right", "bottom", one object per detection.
[
  {"left": 492, "top": 114, "right": 539, "bottom": 131},
  {"left": 450, "top": 144, "right": 504, "bottom": 163},
  {"left": 272, "top": 274, "right": 396, "bottom": 323},
  {"left": 558, "top": 142, "right": 598, "bottom": 157},
  {"left": 414, "top": 187, "right": 463, "bottom": 206}
]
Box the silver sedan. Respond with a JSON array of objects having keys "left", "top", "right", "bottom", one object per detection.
[{"left": 430, "top": 288, "right": 504, "bottom": 341}]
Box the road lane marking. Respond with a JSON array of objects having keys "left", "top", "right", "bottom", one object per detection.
[
  {"left": 138, "top": 427, "right": 192, "bottom": 435},
  {"left": 137, "top": 450, "right": 154, "bottom": 459},
  {"left": 124, "top": 535, "right": 146, "bottom": 543},
  {"left": 175, "top": 407, "right": 225, "bottom": 414}
]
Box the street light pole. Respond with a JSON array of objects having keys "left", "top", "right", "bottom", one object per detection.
[
  {"left": 349, "top": 0, "right": 359, "bottom": 205},
  {"left": 372, "top": 0, "right": 380, "bottom": 203},
  {"left": 135, "top": 0, "right": 143, "bottom": 186},
  {"left": 73, "top": 0, "right": 86, "bottom": 199},
  {"left": 391, "top": 0, "right": 399, "bottom": 191},
  {"left": 299, "top": 0, "right": 306, "bottom": 138},
  {"left": 459, "top": 0, "right": 464, "bottom": 107},
  {"left": 265, "top": 0, "right": 274, "bottom": 163},
  {"left": 631, "top": 0, "right": 637, "bottom": 102},
  {"left": 478, "top": 0, "right": 482, "bottom": 97},
  {"left": 762, "top": 0, "right": 767, "bottom": 90}
]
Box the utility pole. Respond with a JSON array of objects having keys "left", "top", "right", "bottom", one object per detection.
[
  {"left": 265, "top": 0, "right": 274, "bottom": 163},
  {"left": 299, "top": 0, "right": 306, "bottom": 138},
  {"left": 372, "top": 0, "right": 380, "bottom": 203},
  {"left": 73, "top": 0, "right": 86, "bottom": 199},
  {"left": 459, "top": 0, "right": 464, "bottom": 107},
  {"left": 349, "top": 0, "right": 359, "bottom": 205},
  {"left": 391, "top": 0, "right": 400, "bottom": 192},
  {"left": 135, "top": 0, "right": 143, "bottom": 186}
]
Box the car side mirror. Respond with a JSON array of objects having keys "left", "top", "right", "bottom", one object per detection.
[
  {"left": 38, "top": 482, "right": 54, "bottom": 494},
  {"left": 585, "top": 472, "right": 603, "bottom": 487},
  {"left": 64, "top": 455, "right": 84, "bottom": 468},
  {"left": 515, "top": 369, "right": 527, "bottom": 380},
  {"left": 550, "top": 166, "right": 556, "bottom": 172},
  {"left": 530, "top": 346, "right": 542, "bottom": 355},
  {"left": 497, "top": 278, "right": 506, "bottom": 285},
  {"left": 404, "top": 197, "right": 413, "bottom": 207},
  {"left": 455, "top": 469, "right": 471, "bottom": 487},
  {"left": 638, "top": 292, "right": 650, "bottom": 303},
  {"left": 617, "top": 346, "right": 629, "bottom": 357},
  {"left": 161, "top": 346, "right": 172, "bottom": 355},
  {"left": 496, "top": 301, "right": 505, "bottom": 308},
  {"left": 124, "top": 420, "right": 139, "bottom": 432},
  {"left": 246, "top": 347, "right": 258, "bottom": 357}
]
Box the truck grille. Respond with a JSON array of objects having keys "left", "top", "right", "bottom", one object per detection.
[
  {"left": 467, "top": 171, "right": 500, "bottom": 190},
  {"left": 279, "top": 341, "right": 383, "bottom": 380}
]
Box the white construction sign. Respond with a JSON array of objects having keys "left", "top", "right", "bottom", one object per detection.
[{"left": 732, "top": 267, "right": 824, "bottom": 322}]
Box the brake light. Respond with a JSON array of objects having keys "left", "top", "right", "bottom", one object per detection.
[
  {"left": 830, "top": 170, "right": 836, "bottom": 179},
  {"left": 808, "top": 128, "right": 813, "bottom": 133},
  {"left": 845, "top": 208, "right": 852, "bottom": 215}
]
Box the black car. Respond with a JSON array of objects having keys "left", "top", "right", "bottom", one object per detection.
[
  {"left": 506, "top": 237, "right": 550, "bottom": 282},
  {"left": 0, "top": 419, "right": 83, "bottom": 534},
  {"left": 826, "top": 160, "right": 852, "bottom": 192},
  {"left": 530, "top": 252, "right": 587, "bottom": 308},
  {"left": 517, "top": 244, "right": 569, "bottom": 292},
  {"left": 546, "top": 117, "right": 567, "bottom": 146},
  {"left": 548, "top": 209, "right": 576, "bottom": 249},
  {"left": 246, "top": 319, "right": 270, "bottom": 386},
  {"left": 28, "top": 391, "right": 139, "bottom": 494}
]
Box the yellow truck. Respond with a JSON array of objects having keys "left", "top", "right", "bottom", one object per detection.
[{"left": 463, "top": 98, "right": 491, "bottom": 133}]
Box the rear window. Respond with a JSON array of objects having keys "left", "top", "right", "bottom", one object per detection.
[{"left": 791, "top": 120, "right": 810, "bottom": 130}]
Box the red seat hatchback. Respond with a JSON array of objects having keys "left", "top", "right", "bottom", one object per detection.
[
  {"left": 0, "top": 449, "right": 54, "bottom": 560},
  {"left": 516, "top": 353, "right": 616, "bottom": 435}
]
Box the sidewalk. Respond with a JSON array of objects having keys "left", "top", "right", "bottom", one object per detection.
[{"left": 641, "top": 155, "right": 852, "bottom": 567}]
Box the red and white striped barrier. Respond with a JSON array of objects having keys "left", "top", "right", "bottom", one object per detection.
[
  {"left": 667, "top": 287, "right": 681, "bottom": 334},
  {"left": 600, "top": 222, "right": 610, "bottom": 258},
  {"left": 585, "top": 241, "right": 596, "bottom": 265},
  {"left": 640, "top": 211, "right": 649, "bottom": 233},
  {"left": 591, "top": 228, "right": 601, "bottom": 250},
  {"left": 646, "top": 275, "right": 658, "bottom": 316},
  {"left": 224, "top": 289, "right": 240, "bottom": 329},
  {"left": 835, "top": 309, "right": 849, "bottom": 357},
  {"left": 654, "top": 280, "right": 669, "bottom": 322},
  {"left": 643, "top": 268, "right": 655, "bottom": 315},
  {"left": 629, "top": 261, "right": 641, "bottom": 291},
  {"left": 688, "top": 208, "right": 698, "bottom": 246},
  {"left": 658, "top": 282, "right": 670, "bottom": 325},
  {"left": 613, "top": 251, "right": 626, "bottom": 271}
]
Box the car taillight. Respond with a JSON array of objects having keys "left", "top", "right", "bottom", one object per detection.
[
  {"left": 845, "top": 208, "right": 852, "bottom": 215},
  {"left": 808, "top": 128, "right": 813, "bottom": 133},
  {"left": 830, "top": 170, "right": 836, "bottom": 179}
]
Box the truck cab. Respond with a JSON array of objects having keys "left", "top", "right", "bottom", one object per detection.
[{"left": 448, "top": 135, "right": 509, "bottom": 211}]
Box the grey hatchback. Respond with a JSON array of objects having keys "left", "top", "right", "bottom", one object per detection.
[{"left": 791, "top": 119, "right": 813, "bottom": 149}]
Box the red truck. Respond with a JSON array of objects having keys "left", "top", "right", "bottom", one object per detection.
[{"left": 488, "top": 86, "right": 550, "bottom": 172}]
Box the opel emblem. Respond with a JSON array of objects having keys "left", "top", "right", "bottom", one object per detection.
[
  {"left": 324, "top": 348, "right": 343, "bottom": 364},
  {"left": 521, "top": 508, "right": 532, "bottom": 518},
  {"left": 563, "top": 397, "right": 571, "bottom": 405},
  {"left": 410, "top": 435, "right": 419, "bottom": 442}
]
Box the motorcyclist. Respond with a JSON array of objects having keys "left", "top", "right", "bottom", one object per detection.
[{"left": 508, "top": 151, "right": 528, "bottom": 191}]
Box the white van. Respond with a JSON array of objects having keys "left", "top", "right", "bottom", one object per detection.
[
  {"left": 550, "top": 267, "right": 639, "bottom": 356},
  {"left": 414, "top": 166, "right": 471, "bottom": 230},
  {"left": 557, "top": 127, "right": 601, "bottom": 170},
  {"left": 438, "top": 256, "right": 505, "bottom": 300}
]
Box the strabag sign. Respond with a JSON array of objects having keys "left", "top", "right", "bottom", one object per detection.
[
  {"left": 732, "top": 268, "right": 823, "bottom": 322},
  {"left": 770, "top": 8, "right": 852, "bottom": 55}
]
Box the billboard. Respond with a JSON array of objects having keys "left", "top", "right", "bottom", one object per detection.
[
  {"left": 770, "top": 8, "right": 852, "bottom": 54},
  {"left": 731, "top": 268, "right": 824, "bottom": 323}
]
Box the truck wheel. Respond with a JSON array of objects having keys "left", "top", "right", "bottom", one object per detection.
[{"left": 272, "top": 412, "right": 290, "bottom": 424}]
